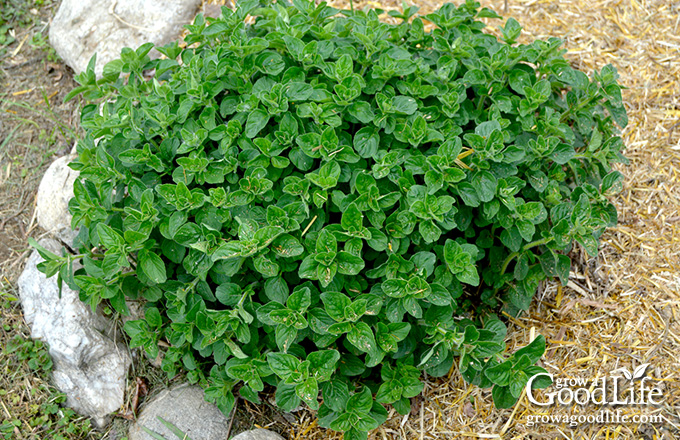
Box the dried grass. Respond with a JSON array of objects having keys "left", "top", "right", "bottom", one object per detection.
[{"left": 211, "top": 0, "right": 680, "bottom": 437}]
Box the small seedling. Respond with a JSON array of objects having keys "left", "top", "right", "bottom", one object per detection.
[{"left": 141, "top": 417, "right": 193, "bottom": 440}]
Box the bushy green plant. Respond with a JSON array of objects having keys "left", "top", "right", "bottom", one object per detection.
[{"left": 37, "top": 0, "right": 627, "bottom": 438}]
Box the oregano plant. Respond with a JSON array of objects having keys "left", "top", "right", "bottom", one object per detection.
[{"left": 34, "top": 0, "right": 627, "bottom": 438}]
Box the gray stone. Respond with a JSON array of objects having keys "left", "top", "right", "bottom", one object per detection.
[
  {"left": 17, "top": 239, "right": 131, "bottom": 428},
  {"left": 35, "top": 155, "right": 79, "bottom": 244},
  {"left": 128, "top": 384, "right": 230, "bottom": 440},
  {"left": 49, "top": 0, "right": 202, "bottom": 76},
  {"left": 231, "top": 429, "right": 286, "bottom": 440}
]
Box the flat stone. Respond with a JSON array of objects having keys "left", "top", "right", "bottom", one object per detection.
[
  {"left": 128, "top": 384, "right": 230, "bottom": 440},
  {"left": 49, "top": 0, "right": 201, "bottom": 76},
  {"left": 232, "top": 429, "right": 286, "bottom": 440},
  {"left": 35, "top": 155, "right": 79, "bottom": 244},
  {"left": 17, "top": 239, "right": 130, "bottom": 428}
]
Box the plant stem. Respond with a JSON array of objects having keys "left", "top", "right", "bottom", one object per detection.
[
  {"left": 476, "top": 94, "right": 488, "bottom": 113},
  {"left": 559, "top": 94, "right": 601, "bottom": 123},
  {"left": 499, "top": 236, "right": 554, "bottom": 275},
  {"left": 500, "top": 251, "right": 519, "bottom": 275},
  {"left": 106, "top": 271, "right": 135, "bottom": 286}
]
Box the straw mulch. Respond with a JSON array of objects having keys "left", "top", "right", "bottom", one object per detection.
[{"left": 204, "top": 0, "right": 680, "bottom": 437}]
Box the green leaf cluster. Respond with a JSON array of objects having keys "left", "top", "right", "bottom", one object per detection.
[{"left": 39, "top": 0, "right": 627, "bottom": 437}]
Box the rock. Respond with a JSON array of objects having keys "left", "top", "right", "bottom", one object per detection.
[
  {"left": 128, "top": 384, "right": 230, "bottom": 440},
  {"left": 17, "top": 239, "right": 130, "bottom": 428},
  {"left": 49, "top": 0, "right": 202, "bottom": 76},
  {"left": 203, "top": 3, "right": 223, "bottom": 18},
  {"left": 35, "top": 155, "right": 78, "bottom": 244},
  {"left": 232, "top": 429, "right": 286, "bottom": 440}
]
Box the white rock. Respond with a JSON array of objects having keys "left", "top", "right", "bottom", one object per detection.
[
  {"left": 232, "top": 429, "right": 286, "bottom": 440},
  {"left": 49, "top": 0, "right": 202, "bottom": 76},
  {"left": 128, "top": 384, "right": 230, "bottom": 440},
  {"left": 35, "top": 155, "right": 78, "bottom": 244},
  {"left": 17, "top": 239, "right": 130, "bottom": 428}
]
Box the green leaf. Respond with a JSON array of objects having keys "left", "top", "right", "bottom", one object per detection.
[
  {"left": 271, "top": 234, "right": 304, "bottom": 258},
  {"left": 344, "top": 428, "right": 369, "bottom": 440},
  {"left": 471, "top": 171, "right": 497, "bottom": 203},
  {"left": 336, "top": 251, "right": 365, "bottom": 276},
  {"left": 458, "top": 265, "right": 479, "bottom": 286},
  {"left": 28, "top": 237, "right": 61, "bottom": 264},
  {"left": 145, "top": 307, "right": 162, "bottom": 328},
  {"left": 500, "top": 17, "right": 522, "bottom": 44},
  {"left": 253, "top": 252, "right": 279, "bottom": 277},
  {"left": 341, "top": 203, "right": 364, "bottom": 233},
  {"left": 97, "top": 223, "right": 124, "bottom": 249},
  {"left": 382, "top": 279, "right": 407, "bottom": 298},
  {"left": 321, "top": 291, "right": 351, "bottom": 322},
  {"left": 245, "top": 109, "right": 270, "bottom": 138},
  {"left": 298, "top": 255, "right": 319, "bottom": 280},
  {"left": 275, "top": 324, "right": 298, "bottom": 352},
  {"left": 317, "top": 228, "right": 338, "bottom": 254},
  {"left": 401, "top": 375, "right": 424, "bottom": 398},
  {"left": 571, "top": 193, "right": 591, "bottom": 224},
  {"left": 212, "top": 241, "right": 244, "bottom": 260},
  {"left": 555, "top": 254, "right": 571, "bottom": 285},
  {"left": 353, "top": 128, "right": 380, "bottom": 159},
  {"left": 157, "top": 417, "right": 194, "bottom": 440},
  {"left": 553, "top": 143, "right": 575, "bottom": 164},
  {"left": 264, "top": 277, "right": 289, "bottom": 304},
  {"left": 464, "top": 69, "right": 486, "bottom": 85},
  {"left": 492, "top": 384, "right": 518, "bottom": 409},
  {"left": 137, "top": 250, "right": 167, "bottom": 284},
  {"left": 508, "top": 69, "right": 533, "bottom": 95},
  {"left": 391, "top": 96, "right": 418, "bottom": 115},
  {"left": 601, "top": 170, "right": 624, "bottom": 195},
  {"left": 457, "top": 182, "right": 480, "bottom": 207},
  {"left": 308, "top": 349, "right": 340, "bottom": 381},
  {"left": 296, "top": 377, "right": 319, "bottom": 409},
  {"left": 276, "top": 383, "right": 302, "bottom": 412},
  {"left": 287, "top": 287, "right": 312, "bottom": 312},
  {"left": 513, "top": 335, "right": 545, "bottom": 364},
  {"left": 347, "top": 386, "right": 374, "bottom": 414},
  {"left": 348, "top": 101, "right": 375, "bottom": 124},
  {"left": 375, "top": 380, "right": 402, "bottom": 403},
  {"left": 215, "top": 283, "right": 241, "bottom": 306},
  {"left": 257, "top": 52, "right": 285, "bottom": 75},
  {"left": 347, "top": 322, "right": 376, "bottom": 353},
  {"left": 309, "top": 160, "right": 341, "bottom": 190},
  {"left": 330, "top": 412, "right": 354, "bottom": 432},
  {"left": 419, "top": 220, "right": 441, "bottom": 243},
  {"left": 285, "top": 82, "right": 314, "bottom": 100},
  {"left": 509, "top": 370, "right": 528, "bottom": 398},
  {"left": 267, "top": 352, "right": 300, "bottom": 379},
  {"left": 525, "top": 366, "right": 552, "bottom": 389}
]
